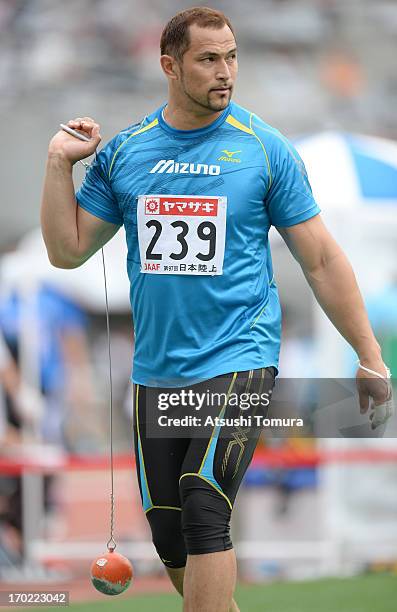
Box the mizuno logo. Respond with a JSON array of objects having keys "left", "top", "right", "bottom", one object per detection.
[
  {"left": 149, "top": 159, "right": 221, "bottom": 175},
  {"left": 218, "top": 149, "right": 242, "bottom": 163},
  {"left": 222, "top": 150, "right": 241, "bottom": 157}
]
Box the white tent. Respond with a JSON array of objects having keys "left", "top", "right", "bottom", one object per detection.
[{"left": 0, "top": 227, "right": 130, "bottom": 313}]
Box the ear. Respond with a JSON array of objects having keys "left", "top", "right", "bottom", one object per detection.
[{"left": 160, "top": 54, "right": 180, "bottom": 80}]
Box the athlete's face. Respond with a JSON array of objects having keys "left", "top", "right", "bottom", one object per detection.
[{"left": 177, "top": 24, "right": 237, "bottom": 113}]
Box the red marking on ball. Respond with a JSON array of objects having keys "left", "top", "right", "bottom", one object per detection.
[{"left": 90, "top": 551, "right": 133, "bottom": 596}]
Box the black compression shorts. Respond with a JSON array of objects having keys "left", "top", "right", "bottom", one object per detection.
[{"left": 133, "top": 367, "right": 276, "bottom": 567}]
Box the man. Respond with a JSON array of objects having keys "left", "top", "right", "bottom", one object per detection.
[
  {"left": 41, "top": 8, "right": 392, "bottom": 612},
  {"left": 0, "top": 330, "right": 44, "bottom": 567}
]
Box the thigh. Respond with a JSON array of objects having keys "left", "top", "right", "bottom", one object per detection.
[
  {"left": 133, "top": 383, "right": 190, "bottom": 512},
  {"left": 181, "top": 367, "right": 276, "bottom": 507}
]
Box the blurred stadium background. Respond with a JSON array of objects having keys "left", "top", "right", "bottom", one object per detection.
[{"left": 0, "top": 0, "right": 396, "bottom": 609}]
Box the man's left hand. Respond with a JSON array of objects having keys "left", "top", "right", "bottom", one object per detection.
[{"left": 356, "top": 362, "right": 394, "bottom": 429}]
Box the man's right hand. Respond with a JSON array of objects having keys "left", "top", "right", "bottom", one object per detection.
[
  {"left": 42, "top": 114, "right": 118, "bottom": 270},
  {"left": 48, "top": 116, "right": 102, "bottom": 164}
]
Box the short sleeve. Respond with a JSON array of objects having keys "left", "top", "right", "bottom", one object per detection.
[
  {"left": 76, "top": 138, "right": 123, "bottom": 226},
  {"left": 265, "top": 134, "right": 320, "bottom": 227}
]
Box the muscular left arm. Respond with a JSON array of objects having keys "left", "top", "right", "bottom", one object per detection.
[{"left": 276, "top": 214, "right": 385, "bottom": 376}]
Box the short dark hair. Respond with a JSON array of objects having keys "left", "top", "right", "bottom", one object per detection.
[{"left": 160, "top": 7, "right": 235, "bottom": 61}]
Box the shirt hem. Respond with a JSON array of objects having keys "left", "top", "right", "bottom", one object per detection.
[
  {"left": 131, "top": 360, "right": 279, "bottom": 388},
  {"left": 273, "top": 205, "right": 321, "bottom": 228}
]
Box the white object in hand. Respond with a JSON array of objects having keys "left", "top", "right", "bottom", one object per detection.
[{"left": 60, "top": 123, "right": 91, "bottom": 142}]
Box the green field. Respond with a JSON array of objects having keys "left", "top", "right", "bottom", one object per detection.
[{"left": 48, "top": 574, "right": 396, "bottom": 611}]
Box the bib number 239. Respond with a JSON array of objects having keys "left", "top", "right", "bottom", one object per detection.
[{"left": 137, "top": 195, "right": 227, "bottom": 275}]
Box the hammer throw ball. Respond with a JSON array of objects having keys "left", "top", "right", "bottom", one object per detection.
[{"left": 90, "top": 551, "right": 133, "bottom": 595}]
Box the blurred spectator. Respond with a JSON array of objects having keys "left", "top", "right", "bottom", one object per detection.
[
  {"left": 0, "top": 283, "right": 96, "bottom": 551},
  {"left": 321, "top": 50, "right": 365, "bottom": 99},
  {"left": 0, "top": 330, "right": 44, "bottom": 569},
  {"left": 0, "top": 283, "right": 95, "bottom": 448}
]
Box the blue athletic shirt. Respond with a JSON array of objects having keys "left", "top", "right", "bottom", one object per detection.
[{"left": 76, "top": 101, "right": 320, "bottom": 387}]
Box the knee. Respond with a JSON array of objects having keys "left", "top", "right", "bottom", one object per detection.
[
  {"left": 146, "top": 507, "right": 187, "bottom": 568},
  {"left": 179, "top": 474, "right": 233, "bottom": 555}
]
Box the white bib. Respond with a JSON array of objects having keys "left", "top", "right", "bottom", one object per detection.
[{"left": 137, "top": 194, "right": 227, "bottom": 275}]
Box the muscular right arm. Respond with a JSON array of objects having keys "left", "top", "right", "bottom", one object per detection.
[{"left": 41, "top": 117, "right": 119, "bottom": 269}]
